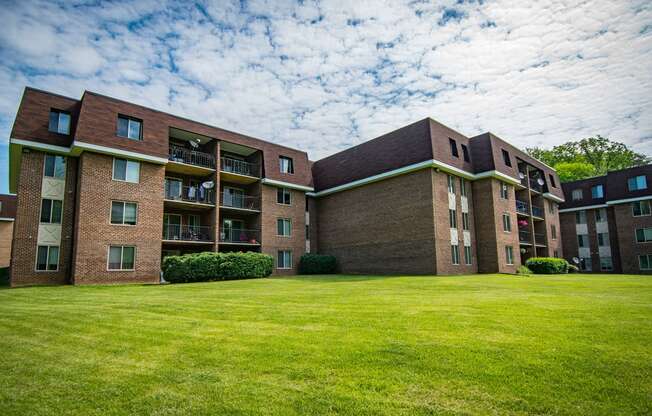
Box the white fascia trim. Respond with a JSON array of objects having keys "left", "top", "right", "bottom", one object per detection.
[
  {"left": 10, "top": 138, "right": 72, "bottom": 154},
  {"left": 606, "top": 195, "right": 652, "bottom": 205},
  {"left": 261, "top": 178, "right": 314, "bottom": 192},
  {"left": 543, "top": 192, "right": 565, "bottom": 203},
  {"left": 558, "top": 204, "right": 608, "bottom": 213},
  {"left": 474, "top": 170, "right": 521, "bottom": 186},
  {"left": 0, "top": 217, "right": 15, "bottom": 221},
  {"left": 432, "top": 160, "right": 476, "bottom": 180},
  {"left": 72, "top": 141, "right": 168, "bottom": 164}
]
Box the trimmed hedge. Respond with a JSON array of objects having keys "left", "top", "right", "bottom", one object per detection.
[
  {"left": 162, "top": 252, "right": 273, "bottom": 283},
  {"left": 299, "top": 254, "right": 337, "bottom": 274},
  {"left": 525, "top": 257, "right": 570, "bottom": 274}
]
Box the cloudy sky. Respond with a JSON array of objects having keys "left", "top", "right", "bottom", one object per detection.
[{"left": 1, "top": 0, "right": 651, "bottom": 192}]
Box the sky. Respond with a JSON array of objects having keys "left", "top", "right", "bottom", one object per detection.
[{"left": 0, "top": 0, "right": 651, "bottom": 193}]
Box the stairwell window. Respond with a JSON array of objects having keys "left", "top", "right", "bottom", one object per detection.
[
  {"left": 110, "top": 201, "right": 137, "bottom": 225},
  {"left": 451, "top": 244, "right": 460, "bottom": 265},
  {"left": 279, "top": 156, "right": 294, "bottom": 174},
  {"left": 627, "top": 175, "right": 647, "bottom": 191},
  {"left": 598, "top": 232, "right": 609, "bottom": 246},
  {"left": 277, "top": 188, "right": 291, "bottom": 205},
  {"left": 502, "top": 213, "right": 511, "bottom": 232},
  {"left": 464, "top": 245, "right": 472, "bottom": 265},
  {"left": 551, "top": 224, "right": 557, "bottom": 240},
  {"left": 36, "top": 245, "right": 59, "bottom": 271},
  {"left": 635, "top": 228, "right": 652, "bottom": 243},
  {"left": 277, "top": 250, "right": 292, "bottom": 269},
  {"left": 505, "top": 246, "right": 514, "bottom": 265},
  {"left": 632, "top": 200, "right": 651, "bottom": 216},
  {"left": 447, "top": 175, "right": 455, "bottom": 194},
  {"left": 548, "top": 200, "right": 555, "bottom": 214},
  {"left": 595, "top": 208, "right": 607, "bottom": 223},
  {"left": 117, "top": 115, "right": 142, "bottom": 140},
  {"left": 40, "top": 199, "right": 62, "bottom": 224},
  {"left": 500, "top": 182, "right": 509, "bottom": 200},
  {"left": 575, "top": 210, "right": 586, "bottom": 224},
  {"left": 460, "top": 178, "right": 468, "bottom": 197},
  {"left": 108, "top": 246, "right": 136, "bottom": 271},
  {"left": 113, "top": 158, "right": 140, "bottom": 183},
  {"left": 501, "top": 149, "right": 512, "bottom": 167},
  {"left": 449, "top": 209, "right": 457, "bottom": 228},
  {"left": 48, "top": 109, "right": 71, "bottom": 135},
  {"left": 449, "top": 138, "right": 458, "bottom": 157},
  {"left": 44, "top": 154, "right": 66, "bottom": 178},
  {"left": 577, "top": 234, "right": 588, "bottom": 247},
  {"left": 591, "top": 185, "right": 604, "bottom": 199},
  {"left": 462, "top": 212, "right": 470, "bottom": 231},
  {"left": 277, "top": 218, "right": 292, "bottom": 237}
]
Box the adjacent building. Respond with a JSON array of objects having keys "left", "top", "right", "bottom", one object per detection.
[
  {"left": 7, "top": 87, "right": 565, "bottom": 285},
  {"left": 559, "top": 165, "right": 652, "bottom": 274}
]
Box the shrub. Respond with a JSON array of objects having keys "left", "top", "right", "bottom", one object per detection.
[
  {"left": 163, "top": 252, "right": 273, "bottom": 283},
  {"left": 525, "top": 257, "right": 570, "bottom": 274},
  {"left": 517, "top": 265, "right": 532, "bottom": 275},
  {"left": 568, "top": 264, "right": 580, "bottom": 273},
  {"left": 298, "top": 254, "right": 337, "bottom": 274}
]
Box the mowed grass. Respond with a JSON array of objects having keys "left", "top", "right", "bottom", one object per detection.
[{"left": 0, "top": 274, "right": 651, "bottom": 415}]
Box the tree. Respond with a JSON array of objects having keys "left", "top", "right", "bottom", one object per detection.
[{"left": 526, "top": 135, "right": 650, "bottom": 182}]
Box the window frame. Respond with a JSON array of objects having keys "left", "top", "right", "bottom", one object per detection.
[
  {"left": 462, "top": 212, "right": 470, "bottom": 231},
  {"left": 502, "top": 212, "right": 511, "bottom": 233},
  {"left": 597, "top": 232, "right": 609, "bottom": 247},
  {"left": 35, "top": 245, "right": 60, "bottom": 272},
  {"left": 48, "top": 109, "right": 71, "bottom": 135},
  {"left": 107, "top": 245, "right": 136, "bottom": 271},
  {"left": 276, "top": 218, "right": 292, "bottom": 237},
  {"left": 279, "top": 156, "right": 294, "bottom": 174},
  {"left": 500, "top": 182, "right": 509, "bottom": 200},
  {"left": 632, "top": 200, "right": 651, "bottom": 217},
  {"left": 451, "top": 244, "right": 460, "bottom": 265},
  {"left": 551, "top": 224, "right": 557, "bottom": 240},
  {"left": 571, "top": 189, "right": 583, "bottom": 201},
  {"left": 39, "top": 198, "right": 63, "bottom": 224},
  {"left": 43, "top": 154, "right": 66, "bottom": 178},
  {"left": 277, "top": 250, "right": 293, "bottom": 269},
  {"left": 575, "top": 210, "right": 587, "bottom": 224},
  {"left": 591, "top": 184, "right": 604, "bottom": 199},
  {"left": 447, "top": 175, "right": 455, "bottom": 194},
  {"left": 635, "top": 227, "right": 652, "bottom": 243},
  {"left": 600, "top": 257, "right": 613, "bottom": 271},
  {"left": 548, "top": 174, "right": 556, "bottom": 188},
  {"left": 449, "top": 209, "right": 457, "bottom": 229},
  {"left": 276, "top": 187, "right": 292, "bottom": 205},
  {"left": 639, "top": 254, "right": 652, "bottom": 271},
  {"left": 461, "top": 144, "right": 470, "bottom": 162},
  {"left": 449, "top": 138, "right": 459, "bottom": 158},
  {"left": 628, "top": 175, "right": 647, "bottom": 191},
  {"left": 460, "top": 178, "right": 468, "bottom": 197},
  {"left": 577, "top": 234, "right": 588, "bottom": 248},
  {"left": 112, "top": 158, "right": 140, "bottom": 183},
  {"left": 501, "top": 149, "right": 512, "bottom": 167},
  {"left": 110, "top": 201, "right": 138, "bottom": 226},
  {"left": 505, "top": 246, "right": 514, "bottom": 265},
  {"left": 117, "top": 115, "right": 143, "bottom": 141},
  {"left": 463, "top": 245, "right": 472, "bottom": 265}
]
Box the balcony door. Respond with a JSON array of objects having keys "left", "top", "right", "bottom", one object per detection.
[
  {"left": 222, "top": 218, "right": 244, "bottom": 242},
  {"left": 165, "top": 177, "right": 183, "bottom": 200},
  {"left": 223, "top": 186, "right": 244, "bottom": 208},
  {"left": 163, "top": 213, "right": 182, "bottom": 240}
]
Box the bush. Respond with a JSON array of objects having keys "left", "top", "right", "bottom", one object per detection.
[
  {"left": 517, "top": 265, "right": 532, "bottom": 275},
  {"left": 568, "top": 264, "right": 579, "bottom": 273},
  {"left": 163, "top": 252, "right": 273, "bottom": 283},
  {"left": 298, "top": 254, "right": 337, "bottom": 274},
  {"left": 525, "top": 257, "right": 570, "bottom": 274}
]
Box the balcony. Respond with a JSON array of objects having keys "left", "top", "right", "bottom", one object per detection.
[
  {"left": 219, "top": 192, "right": 261, "bottom": 212},
  {"left": 163, "top": 224, "right": 213, "bottom": 243},
  {"left": 519, "top": 230, "right": 531, "bottom": 244},
  {"left": 529, "top": 180, "right": 543, "bottom": 193},
  {"left": 531, "top": 205, "right": 544, "bottom": 218},
  {"left": 220, "top": 157, "right": 260, "bottom": 184},
  {"left": 516, "top": 200, "right": 529, "bottom": 215},
  {"left": 219, "top": 228, "right": 261, "bottom": 246},
  {"left": 164, "top": 182, "right": 215, "bottom": 207},
  {"left": 534, "top": 232, "right": 546, "bottom": 246},
  {"left": 167, "top": 144, "right": 216, "bottom": 175}
]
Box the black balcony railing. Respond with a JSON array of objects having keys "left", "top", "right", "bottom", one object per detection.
[
  {"left": 529, "top": 180, "right": 543, "bottom": 193},
  {"left": 169, "top": 144, "right": 215, "bottom": 169},
  {"left": 220, "top": 157, "right": 260, "bottom": 178},
  {"left": 516, "top": 200, "right": 529, "bottom": 215},
  {"left": 163, "top": 224, "right": 213, "bottom": 242},
  {"left": 534, "top": 232, "right": 546, "bottom": 244},
  {"left": 220, "top": 192, "right": 261, "bottom": 211},
  {"left": 532, "top": 205, "right": 544, "bottom": 218},
  {"left": 219, "top": 228, "right": 260, "bottom": 244},
  {"left": 164, "top": 181, "right": 215, "bottom": 205},
  {"left": 519, "top": 230, "right": 531, "bottom": 243}
]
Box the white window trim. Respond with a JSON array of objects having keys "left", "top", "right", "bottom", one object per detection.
[
  {"left": 43, "top": 154, "right": 66, "bottom": 179},
  {"left": 277, "top": 218, "right": 292, "bottom": 237},
  {"left": 110, "top": 200, "right": 138, "bottom": 226},
  {"left": 39, "top": 198, "right": 63, "bottom": 225},
  {"left": 451, "top": 244, "right": 460, "bottom": 265},
  {"left": 505, "top": 246, "right": 514, "bottom": 265},
  {"left": 277, "top": 250, "right": 293, "bottom": 269},
  {"left": 279, "top": 156, "right": 294, "bottom": 175},
  {"left": 112, "top": 158, "right": 140, "bottom": 183},
  {"left": 635, "top": 227, "right": 652, "bottom": 244},
  {"left": 464, "top": 245, "right": 472, "bottom": 265},
  {"left": 34, "top": 245, "right": 60, "bottom": 272},
  {"left": 107, "top": 245, "right": 137, "bottom": 271},
  {"left": 502, "top": 212, "right": 511, "bottom": 233}
]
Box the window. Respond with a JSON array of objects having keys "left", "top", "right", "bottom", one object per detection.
[
  {"left": 48, "top": 110, "right": 71, "bottom": 135},
  {"left": 277, "top": 250, "right": 292, "bottom": 269},
  {"left": 627, "top": 175, "right": 647, "bottom": 191},
  {"left": 501, "top": 149, "right": 511, "bottom": 167},
  {"left": 451, "top": 244, "right": 460, "bottom": 265},
  {"left": 110, "top": 201, "right": 137, "bottom": 225},
  {"left": 117, "top": 115, "right": 142, "bottom": 140},
  {"left": 44, "top": 154, "right": 66, "bottom": 178},
  {"left": 580, "top": 257, "right": 592, "bottom": 271},
  {"left": 505, "top": 246, "right": 514, "bottom": 265},
  {"left": 577, "top": 234, "right": 588, "bottom": 248},
  {"left": 462, "top": 212, "right": 470, "bottom": 231},
  {"left": 500, "top": 182, "right": 509, "bottom": 200},
  {"left": 632, "top": 200, "right": 651, "bottom": 216},
  {"left": 447, "top": 175, "right": 455, "bottom": 193},
  {"left": 595, "top": 208, "right": 607, "bottom": 223},
  {"left": 551, "top": 224, "right": 557, "bottom": 240},
  {"left": 40, "top": 199, "right": 62, "bottom": 224},
  {"left": 277, "top": 218, "right": 292, "bottom": 236},
  {"left": 635, "top": 228, "right": 652, "bottom": 243},
  {"left": 640, "top": 254, "right": 652, "bottom": 270},
  {"left": 600, "top": 257, "right": 613, "bottom": 271},
  {"left": 277, "top": 188, "right": 291, "bottom": 205},
  {"left": 108, "top": 246, "right": 136, "bottom": 270},
  {"left": 571, "top": 189, "right": 583, "bottom": 201},
  {"left": 449, "top": 138, "right": 459, "bottom": 157},
  {"left": 461, "top": 144, "right": 470, "bottom": 162},
  {"left": 36, "top": 245, "right": 59, "bottom": 271},
  {"left": 279, "top": 156, "right": 294, "bottom": 174},
  {"left": 575, "top": 210, "right": 586, "bottom": 224},
  {"left": 553, "top": 250, "right": 559, "bottom": 258},
  {"left": 460, "top": 178, "right": 468, "bottom": 197},
  {"left": 464, "top": 245, "right": 472, "bottom": 265},
  {"left": 502, "top": 213, "right": 511, "bottom": 232},
  {"left": 597, "top": 232, "right": 609, "bottom": 246},
  {"left": 548, "top": 201, "right": 555, "bottom": 214},
  {"left": 548, "top": 174, "right": 556, "bottom": 188},
  {"left": 591, "top": 185, "right": 604, "bottom": 199},
  {"left": 112, "top": 158, "right": 140, "bottom": 183},
  {"left": 306, "top": 224, "right": 310, "bottom": 239},
  {"left": 449, "top": 209, "right": 457, "bottom": 228}
]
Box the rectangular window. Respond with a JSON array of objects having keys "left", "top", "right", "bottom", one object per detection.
[
  {"left": 595, "top": 208, "right": 607, "bottom": 223},
  {"left": 635, "top": 228, "right": 652, "bottom": 243},
  {"left": 36, "top": 245, "right": 59, "bottom": 271},
  {"left": 591, "top": 185, "right": 604, "bottom": 199},
  {"left": 462, "top": 212, "right": 470, "bottom": 231},
  {"left": 548, "top": 174, "right": 556, "bottom": 188},
  {"left": 628, "top": 175, "right": 647, "bottom": 191},
  {"left": 277, "top": 218, "right": 292, "bottom": 236},
  {"left": 110, "top": 201, "right": 137, "bottom": 225},
  {"left": 577, "top": 234, "right": 588, "bottom": 248},
  {"left": 461, "top": 144, "right": 470, "bottom": 162},
  {"left": 575, "top": 210, "right": 586, "bottom": 224},
  {"left": 117, "top": 115, "right": 142, "bottom": 140},
  {"left": 449, "top": 138, "right": 458, "bottom": 157},
  {"left": 449, "top": 209, "right": 457, "bottom": 228},
  {"left": 44, "top": 154, "right": 66, "bottom": 178},
  {"left": 632, "top": 200, "right": 651, "bottom": 216},
  {"left": 279, "top": 156, "right": 294, "bottom": 174},
  {"left": 500, "top": 182, "right": 509, "bottom": 200},
  {"left": 640, "top": 254, "right": 652, "bottom": 270},
  {"left": 553, "top": 250, "right": 559, "bottom": 258},
  {"left": 502, "top": 213, "right": 511, "bottom": 232},
  {"left": 48, "top": 110, "right": 71, "bottom": 135},
  {"left": 571, "top": 189, "right": 583, "bottom": 201},
  {"left": 597, "top": 232, "right": 609, "bottom": 246},
  {"left": 451, "top": 244, "right": 460, "bottom": 265},
  {"left": 277, "top": 250, "right": 292, "bottom": 269},
  {"left": 464, "top": 245, "right": 472, "bottom": 265},
  {"left": 108, "top": 246, "right": 136, "bottom": 270},
  {"left": 548, "top": 201, "right": 555, "bottom": 214},
  {"left": 600, "top": 257, "right": 613, "bottom": 271},
  {"left": 501, "top": 149, "right": 511, "bottom": 167},
  {"left": 112, "top": 158, "right": 140, "bottom": 183},
  {"left": 551, "top": 224, "right": 557, "bottom": 240},
  {"left": 40, "top": 199, "right": 62, "bottom": 224},
  {"left": 505, "top": 246, "right": 514, "bottom": 265},
  {"left": 276, "top": 188, "right": 291, "bottom": 205},
  {"left": 460, "top": 178, "right": 468, "bottom": 197},
  {"left": 580, "top": 257, "right": 592, "bottom": 271},
  {"left": 447, "top": 175, "right": 455, "bottom": 194}
]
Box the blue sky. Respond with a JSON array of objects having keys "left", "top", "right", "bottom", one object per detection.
[{"left": 1, "top": 0, "right": 651, "bottom": 193}]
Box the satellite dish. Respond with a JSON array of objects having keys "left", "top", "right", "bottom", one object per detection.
[
  {"left": 202, "top": 181, "right": 214, "bottom": 189},
  {"left": 518, "top": 172, "right": 525, "bottom": 179},
  {"left": 188, "top": 140, "right": 199, "bottom": 149},
  {"left": 537, "top": 178, "right": 545, "bottom": 186},
  {"left": 572, "top": 257, "right": 580, "bottom": 264}
]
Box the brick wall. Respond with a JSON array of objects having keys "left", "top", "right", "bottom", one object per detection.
[
  {"left": 613, "top": 203, "right": 652, "bottom": 274},
  {"left": 543, "top": 200, "right": 563, "bottom": 258}
]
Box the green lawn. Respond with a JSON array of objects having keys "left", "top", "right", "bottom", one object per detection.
[{"left": 0, "top": 274, "right": 650, "bottom": 415}]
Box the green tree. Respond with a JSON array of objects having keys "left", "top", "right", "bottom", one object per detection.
[{"left": 554, "top": 162, "right": 596, "bottom": 183}]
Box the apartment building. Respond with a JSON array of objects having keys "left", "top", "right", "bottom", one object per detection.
[
  {"left": 0, "top": 194, "right": 16, "bottom": 268},
  {"left": 559, "top": 165, "right": 652, "bottom": 274},
  {"left": 7, "top": 87, "right": 564, "bottom": 285}
]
